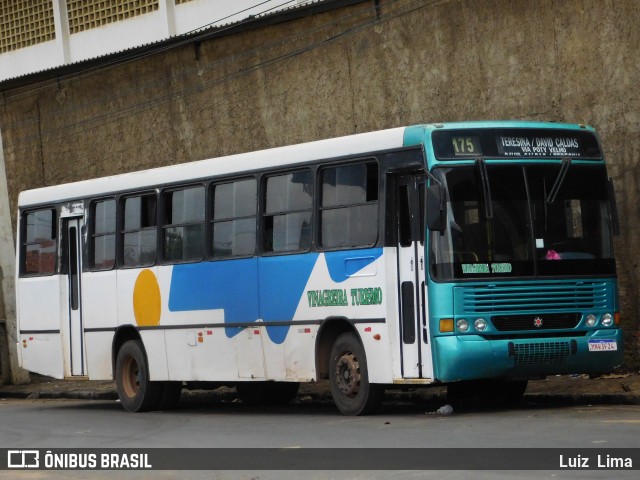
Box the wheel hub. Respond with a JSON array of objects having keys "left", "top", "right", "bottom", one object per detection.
[
  {"left": 122, "top": 356, "right": 141, "bottom": 399},
  {"left": 334, "top": 352, "right": 361, "bottom": 397}
]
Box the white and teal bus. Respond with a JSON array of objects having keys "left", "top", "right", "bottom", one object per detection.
[{"left": 16, "top": 121, "right": 623, "bottom": 415}]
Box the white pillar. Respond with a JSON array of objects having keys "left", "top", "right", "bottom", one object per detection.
[
  {"left": 0, "top": 126, "right": 29, "bottom": 384},
  {"left": 160, "top": 0, "right": 177, "bottom": 38},
  {"left": 52, "top": 0, "right": 71, "bottom": 65}
]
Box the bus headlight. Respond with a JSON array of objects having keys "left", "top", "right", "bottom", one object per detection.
[
  {"left": 456, "top": 319, "right": 469, "bottom": 333},
  {"left": 585, "top": 314, "right": 597, "bottom": 327},
  {"left": 474, "top": 318, "right": 487, "bottom": 331},
  {"left": 601, "top": 313, "right": 613, "bottom": 327}
]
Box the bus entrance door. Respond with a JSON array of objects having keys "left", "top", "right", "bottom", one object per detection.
[
  {"left": 395, "top": 174, "right": 433, "bottom": 379},
  {"left": 62, "top": 209, "right": 86, "bottom": 377}
]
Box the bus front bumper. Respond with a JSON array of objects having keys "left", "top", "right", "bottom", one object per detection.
[{"left": 433, "top": 329, "right": 623, "bottom": 383}]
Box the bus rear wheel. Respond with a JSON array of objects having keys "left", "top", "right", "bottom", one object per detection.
[
  {"left": 115, "top": 340, "right": 163, "bottom": 412},
  {"left": 329, "top": 332, "right": 383, "bottom": 415}
]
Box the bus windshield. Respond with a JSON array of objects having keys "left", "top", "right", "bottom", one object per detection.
[{"left": 430, "top": 164, "right": 616, "bottom": 279}]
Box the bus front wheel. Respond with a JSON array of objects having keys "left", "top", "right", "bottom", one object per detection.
[
  {"left": 329, "top": 332, "right": 383, "bottom": 415},
  {"left": 115, "top": 340, "right": 163, "bottom": 412}
]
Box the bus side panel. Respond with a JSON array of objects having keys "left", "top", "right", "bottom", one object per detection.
[
  {"left": 83, "top": 271, "right": 118, "bottom": 329},
  {"left": 17, "top": 276, "right": 64, "bottom": 378},
  {"left": 262, "top": 330, "right": 287, "bottom": 379},
  {"left": 258, "top": 254, "right": 318, "bottom": 379},
  {"left": 164, "top": 328, "right": 238, "bottom": 381},
  {"left": 165, "top": 262, "right": 261, "bottom": 381},
  {"left": 116, "top": 268, "right": 145, "bottom": 328},
  {"left": 84, "top": 333, "right": 114, "bottom": 380},
  {"left": 82, "top": 271, "right": 118, "bottom": 379},
  {"left": 282, "top": 326, "right": 317, "bottom": 381},
  {"left": 382, "top": 247, "right": 403, "bottom": 380},
  {"left": 282, "top": 248, "right": 394, "bottom": 384},
  {"left": 117, "top": 267, "right": 169, "bottom": 380},
  {"left": 139, "top": 329, "right": 169, "bottom": 381},
  {"left": 234, "top": 327, "right": 266, "bottom": 379}
]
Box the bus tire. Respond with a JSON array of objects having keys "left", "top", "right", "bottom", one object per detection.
[
  {"left": 329, "top": 332, "right": 383, "bottom": 415},
  {"left": 115, "top": 340, "right": 163, "bottom": 412}
]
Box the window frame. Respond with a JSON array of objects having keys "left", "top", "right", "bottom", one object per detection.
[
  {"left": 261, "top": 168, "right": 314, "bottom": 256},
  {"left": 317, "top": 159, "right": 380, "bottom": 251},
  {"left": 160, "top": 183, "right": 206, "bottom": 265},
  {"left": 20, "top": 207, "right": 58, "bottom": 277},
  {"left": 210, "top": 176, "right": 257, "bottom": 260},
  {"left": 88, "top": 197, "right": 117, "bottom": 272},
  {"left": 119, "top": 190, "right": 158, "bottom": 268}
]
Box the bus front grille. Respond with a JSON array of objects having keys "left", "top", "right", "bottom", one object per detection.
[
  {"left": 492, "top": 313, "right": 581, "bottom": 331},
  {"left": 456, "top": 281, "right": 610, "bottom": 315},
  {"left": 510, "top": 341, "right": 573, "bottom": 366}
]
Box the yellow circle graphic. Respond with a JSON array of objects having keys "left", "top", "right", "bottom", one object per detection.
[{"left": 133, "top": 269, "right": 161, "bottom": 327}]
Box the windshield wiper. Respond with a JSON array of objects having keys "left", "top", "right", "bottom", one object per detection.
[
  {"left": 546, "top": 158, "right": 572, "bottom": 204},
  {"left": 476, "top": 158, "right": 495, "bottom": 261},
  {"left": 476, "top": 158, "right": 493, "bottom": 219}
]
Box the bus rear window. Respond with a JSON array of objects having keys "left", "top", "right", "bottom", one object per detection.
[{"left": 23, "top": 208, "right": 57, "bottom": 275}]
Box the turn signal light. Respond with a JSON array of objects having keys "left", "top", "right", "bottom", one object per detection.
[{"left": 440, "top": 318, "right": 454, "bottom": 333}]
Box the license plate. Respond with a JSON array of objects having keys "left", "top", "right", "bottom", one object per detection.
[{"left": 588, "top": 339, "right": 618, "bottom": 352}]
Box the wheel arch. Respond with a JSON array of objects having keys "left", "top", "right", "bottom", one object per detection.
[
  {"left": 315, "top": 317, "right": 363, "bottom": 380},
  {"left": 111, "top": 325, "right": 143, "bottom": 378}
]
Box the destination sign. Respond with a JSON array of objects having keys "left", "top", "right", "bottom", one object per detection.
[
  {"left": 432, "top": 128, "right": 602, "bottom": 160},
  {"left": 497, "top": 135, "right": 581, "bottom": 157}
]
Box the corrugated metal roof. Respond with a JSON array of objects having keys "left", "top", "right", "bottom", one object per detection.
[{"left": 0, "top": 0, "right": 362, "bottom": 89}]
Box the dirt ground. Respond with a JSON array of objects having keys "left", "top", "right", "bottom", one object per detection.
[
  {"left": 1, "top": 371, "right": 639, "bottom": 402},
  {"left": 525, "top": 372, "right": 640, "bottom": 395}
]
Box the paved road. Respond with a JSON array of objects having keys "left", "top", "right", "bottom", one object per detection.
[{"left": 1, "top": 397, "right": 639, "bottom": 479}]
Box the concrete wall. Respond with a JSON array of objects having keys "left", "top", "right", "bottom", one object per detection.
[{"left": 1, "top": 0, "right": 639, "bottom": 371}]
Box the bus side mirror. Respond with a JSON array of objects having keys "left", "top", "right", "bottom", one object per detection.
[{"left": 426, "top": 184, "right": 446, "bottom": 232}]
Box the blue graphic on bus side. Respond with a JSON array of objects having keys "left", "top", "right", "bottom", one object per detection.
[{"left": 168, "top": 248, "right": 383, "bottom": 343}]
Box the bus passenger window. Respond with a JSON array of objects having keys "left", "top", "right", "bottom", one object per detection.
[
  {"left": 162, "top": 186, "right": 205, "bottom": 263},
  {"left": 319, "top": 162, "right": 378, "bottom": 249},
  {"left": 90, "top": 199, "right": 116, "bottom": 270},
  {"left": 122, "top": 193, "right": 157, "bottom": 267},
  {"left": 212, "top": 178, "right": 256, "bottom": 258},
  {"left": 263, "top": 171, "right": 312, "bottom": 253},
  {"left": 22, "top": 208, "right": 56, "bottom": 275}
]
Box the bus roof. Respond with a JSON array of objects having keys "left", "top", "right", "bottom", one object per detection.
[
  {"left": 19, "top": 126, "right": 407, "bottom": 208},
  {"left": 18, "top": 121, "right": 595, "bottom": 207}
]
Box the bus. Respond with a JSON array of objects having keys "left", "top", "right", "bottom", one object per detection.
[{"left": 15, "top": 121, "right": 623, "bottom": 415}]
